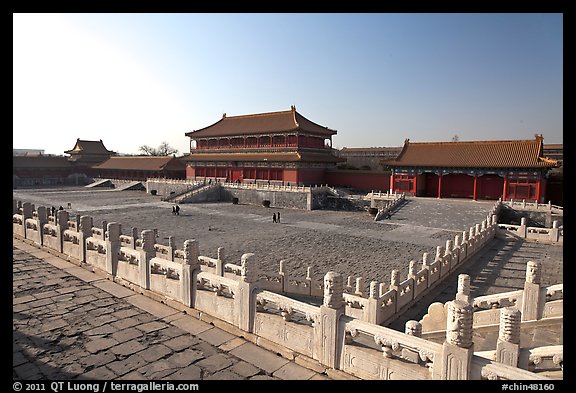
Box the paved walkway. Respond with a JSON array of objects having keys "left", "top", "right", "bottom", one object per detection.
[{"left": 13, "top": 239, "right": 343, "bottom": 381}]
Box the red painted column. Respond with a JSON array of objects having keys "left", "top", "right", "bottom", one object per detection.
[
  {"left": 413, "top": 174, "right": 417, "bottom": 196},
  {"left": 473, "top": 175, "right": 478, "bottom": 201},
  {"left": 437, "top": 174, "right": 442, "bottom": 199},
  {"left": 390, "top": 174, "right": 395, "bottom": 192},
  {"left": 502, "top": 175, "right": 508, "bottom": 201},
  {"left": 536, "top": 178, "right": 541, "bottom": 203}
]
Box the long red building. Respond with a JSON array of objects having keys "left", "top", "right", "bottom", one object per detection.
[
  {"left": 383, "top": 135, "right": 558, "bottom": 202},
  {"left": 182, "top": 106, "right": 344, "bottom": 185}
]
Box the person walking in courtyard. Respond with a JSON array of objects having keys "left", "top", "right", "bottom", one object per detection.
[
  {"left": 272, "top": 212, "right": 277, "bottom": 223},
  {"left": 172, "top": 206, "right": 176, "bottom": 215},
  {"left": 277, "top": 212, "right": 281, "bottom": 223},
  {"left": 175, "top": 205, "right": 180, "bottom": 215}
]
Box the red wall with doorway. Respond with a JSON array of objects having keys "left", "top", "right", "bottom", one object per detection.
[{"left": 324, "top": 170, "right": 391, "bottom": 191}]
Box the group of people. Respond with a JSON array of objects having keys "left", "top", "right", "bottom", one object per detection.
[
  {"left": 50, "top": 206, "right": 64, "bottom": 215},
  {"left": 172, "top": 205, "right": 180, "bottom": 215},
  {"left": 272, "top": 212, "right": 281, "bottom": 223}
]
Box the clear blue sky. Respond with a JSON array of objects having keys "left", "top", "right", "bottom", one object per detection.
[{"left": 13, "top": 13, "right": 563, "bottom": 156}]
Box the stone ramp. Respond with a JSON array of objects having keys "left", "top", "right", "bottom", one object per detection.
[
  {"left": 115, "top": 181, "right": 145, "bottom": 191},
  {"left": 85, "top": 179, "right": 113, "bottom": 188}
]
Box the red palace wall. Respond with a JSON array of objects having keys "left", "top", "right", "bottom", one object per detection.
[
  {"left": 325, "top": 170, "right": 391, "bottom": 191},
  {"left": 297, "top": 168, "right": 328, "bottom": 185}
]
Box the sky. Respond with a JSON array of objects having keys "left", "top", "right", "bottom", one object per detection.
[{"left": 13, "top": 13, "right": 563, "bottom": 156}]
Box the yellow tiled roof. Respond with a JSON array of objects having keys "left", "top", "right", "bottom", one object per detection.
[{"left": 385, "top": 136, "right": 558, "bottom": 168}]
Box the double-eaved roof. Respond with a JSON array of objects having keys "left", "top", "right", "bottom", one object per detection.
[
  {"left": 185, "top": 106, "right": 337, "bottom": 138},
  {"left": 384, "top": 135, "right": 558, "bottom": 169}
]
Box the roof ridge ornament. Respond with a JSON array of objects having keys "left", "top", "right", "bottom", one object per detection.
[{"left": 291, "top": 105, "right": 299, "bottom": 128}]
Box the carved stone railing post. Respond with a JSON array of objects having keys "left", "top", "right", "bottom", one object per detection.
[
  {"left": 236, "top": 253, "right": 258, "bottom": 332},
  {"left": 306, "top": 266, "right": 313, "bottom": 294},
  {"left": 456, "top": 274, "right": 472, "bottom": 306},
  {"left": 182, "top": 239, "right": 200, "bottom": 308},
  {"left": 452, "top": 235, "right": 460, "bottom": 265},
  {"left": 131, "top": 227, "right": 138, "bottom": 249},
  {"left": 13, "top": 199, "right": 18, "bottom": 215},
  {"left": 389, "top": 269, "right": 399, "bottom": 292},
  {"left": 216, "top": 247, "right": 225, "bottom": 276},
  {"left": 278, "top": 260, "right": 286, "bottom": 293},
  {"left": 355, "top": 277, "right": 364, "bottom": 297},
  {"left": 468, "top": 226, "right": 476, "bottom": 254},
  {"left": 519, "top": 217, "right": 527, "bottom": 238},
  {"left": 496, "top": 307, "right": 521, "bottom": 367},
  {"left": 101, "top": 220, "right": 108, "bottom": 239},
  {"left": 366, "top": 280, "right": 379, "bottom": 324},
  {"left": 550, "top": 220, "right": 559, "bottom": 242},
  {"left": 105, "top": 222, "right": 121, "bottom": 276},
  {"left": 55, "top": 210, "right": 69, "bottom": 253},
  {"left": 460, "top": 231, "right": 468, "bottom": 260},
  {"left": 316, "top": 271, "right": 345, "bottom": 369},
  {"left": 79, "top": 216, "right": 93, "bottom": 263},
  {"left": 21, "top": 202, "right": 33, "bottom": 239},
  {"left": 407, "top": 259, "right": 416, "bottom": 280},
  {"left": 168, "top": 236, "right": 175, "bottom": 261},
  {"left": 434, "top": 246, "right": 442, "bottom": 262},
  {"left": 422, "top": 252, "right": 429, "bottom": 271},
  {"left": 35, "top": 206, "right": 48, "bottom": 246},
  {"left": 436, "top": 299, "right": 474, "bottom": 380},
  {"left": 521, "top": 261, "right": 544, "bottom": 321},
  {"left": 346, "top": 276, "right": 353, "bottom": 293},
  {"left": 139, "top": 230, "right": 155, "bottom": 290},
  {"left": 441, "top": 240, "right": 452, "bottom": 275}
]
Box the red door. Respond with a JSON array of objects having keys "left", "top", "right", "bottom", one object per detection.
[
  {"left": 478, "top": 174, "right": 504, "bottom": 200},
  {"left": 424, "top": 173, "right": 439, "bottom": 197}
]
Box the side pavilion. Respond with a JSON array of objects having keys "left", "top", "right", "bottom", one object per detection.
[{"left": 383, "top": 135, "right": 558, "bottom": 202}]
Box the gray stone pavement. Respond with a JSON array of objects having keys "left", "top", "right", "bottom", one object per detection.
[
  {"left": 12, "top": 187, "right": 500, "bottom": 287},
  {"left": 13, "top": 240, "right": 342, "bottom": 381}
]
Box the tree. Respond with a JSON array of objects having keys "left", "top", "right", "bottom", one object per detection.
[{"left": 138, "top": 141, "right": 178, "bottom": 156}]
